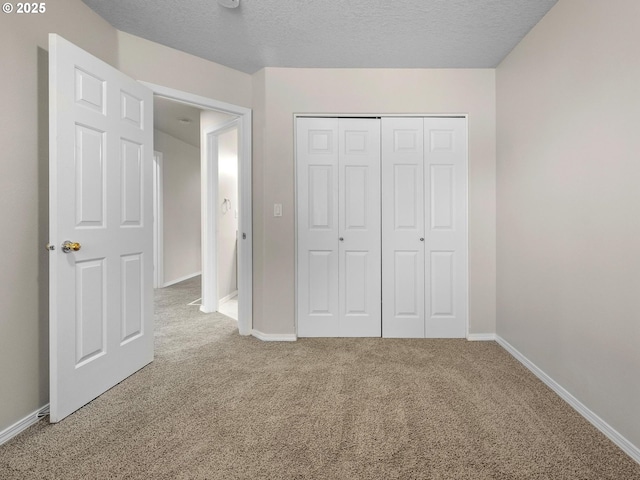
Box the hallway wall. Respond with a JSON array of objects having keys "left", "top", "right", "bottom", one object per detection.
[
  {"left": 217, "top": 128, "right": 239, "bottom": 300},
  {"left": 154, "top": 129, "right": 202, "bottom": 286}
]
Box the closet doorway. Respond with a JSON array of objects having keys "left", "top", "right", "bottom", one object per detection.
[{"left": 295, "top": 115, "right": 468, "bottom": 338}]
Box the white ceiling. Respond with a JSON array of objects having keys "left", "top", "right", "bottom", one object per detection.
[
  {"left": 154, "top": 97, "right": 234, "bottom": 148},
  {"left": 82, "top": 0, "right": 557, "bottom": 74}
]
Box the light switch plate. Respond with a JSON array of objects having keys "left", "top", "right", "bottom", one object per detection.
[{"left": 274, "top": 203, "right": 282, "bottom": 217}]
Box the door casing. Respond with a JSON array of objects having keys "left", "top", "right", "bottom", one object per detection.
[{"left": 153, "top": 151, "right": 164, "bottom": 289}]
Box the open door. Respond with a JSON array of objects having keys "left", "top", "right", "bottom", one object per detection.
[{"left": 48, "top": 34, "right": 154, "bottom": 422}]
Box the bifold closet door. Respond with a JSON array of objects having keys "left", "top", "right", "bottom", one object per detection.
[
  {"left": 382, "top": 117, "right": 468, "bottom": 338},
  {"left": 297, "top": 118, "right": 381, "bottom": 337},
  {"left": 296, "top": 118, "right": 340, "bottom": 336},
  {"left": 382, "top": 118, "right": 426, "bottom": 338},
  {"left": 423, "top": 117, "right": 468, "bottom": 338}
]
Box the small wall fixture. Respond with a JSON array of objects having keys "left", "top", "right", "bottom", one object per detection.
[{"left": 218, "top": 0, "right": 239, "bottom": 8}]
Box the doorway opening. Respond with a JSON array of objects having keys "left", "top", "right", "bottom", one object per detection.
[
  {"left": 145, "top": 82, "right": 252, "bottom": 335},
  {"left": 202, "top": 120, "right": 240, "bottom": 319}
]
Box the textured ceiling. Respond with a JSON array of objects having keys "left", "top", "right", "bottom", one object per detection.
[{"left": 82, "top": 0, "right": 557, "bottom": 74}]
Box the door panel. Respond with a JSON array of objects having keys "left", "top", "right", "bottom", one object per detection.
[
  {"left": 382, "top": 118, "right": 425, "bottom": 337},
  {"left": 430, "top": 251, "right": 455, "bottom": 316},
  {"left": 121, "top": 253, "right": 144, "bottom": 343},
  {"left": 49, "top": 34, "right": 153, "bottom": 422},
  {"left": 339, "top": 119, "right": 381, "bottom": 337},
  {"left": 308, "top": 166, "right": 334, "bottom": 229},
  {"left": 120, "top": 140, "right": 143, "bottom": 226},
  {"left": 308, "top": 250, "right": 334, "bottom": 315},
  {"left": 74, "top": 68, "right": 105, "bottom": 113},
  {"left": 394, "top": 165, "right": 420, "bottom": 229},
  {"left": 430, "top": 165, "right": 455, "bottom": 230},
  {"left": 344, "top": 251, "right": 368, "bottom": 315},
  {"left": 296, "top": 118, "right": 340, "bottom": 336},
  {"left": 75, "top": 125, "right": 105, "bottom": 226},
  {"left": 121, "top": 91, "right": 143, "bottom": 128},
  {"left": 75, "top": 258, "right": 106, "bottom": 365},
  {"left": 344, "top": 166, "right": 367, "bottom": 229},
  {"left": 424, "top": 118, "right": 467, "bottom": 338},
  {"left": 394, "top": 251, "right": 420, "bottom": 316}
]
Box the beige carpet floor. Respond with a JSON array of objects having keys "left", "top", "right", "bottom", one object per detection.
[{"left": 1, "top": 276, "right": 639, "bottom": 479}]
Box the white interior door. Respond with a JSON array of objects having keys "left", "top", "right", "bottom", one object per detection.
[
  {"left": 297, "top": 118, "right": 381, "bottom": 337},
  {"left": 296, "top": 118, "right": 340, "bottom": 337},
  {"left": 338, "top": 119, "right": 381, "bottom": 337},
  {"left": 49, "top": 34, "right": 154, "bottom": 422},
  {"left": 424, "top": 117, "right": 468, "bottom": 337},
  {"left": 381, "top": 118, "right": 425, "bottom": 338}
]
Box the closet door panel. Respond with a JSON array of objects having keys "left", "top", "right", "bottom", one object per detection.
[
  {"left": 424, "top": 118, "right": 468, "bottom": 338},
  {"left": 381, "top": 118, "right": 425, "bottom": 338},
  {"left": 339, "top": 118, "right": 381, "bottom": 337},
  {"left": 297, "top": 118, "right": 340, "bottom": 337}
]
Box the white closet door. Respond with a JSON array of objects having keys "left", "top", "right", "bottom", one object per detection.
[
  {"left": 296, "top": 118, "right": 340, "bottom": 337},
  {"left": 424, "top": 118, "right": 468, "bottom": 338},
  {"left": 381, "top": 118, "right": 425, "bottom": 338},
  {"left": 338, "top": 119, "right": 381, "bottom": 337},
  {"left": 297, "top": 116, "right": 466, "bottom": 339}
]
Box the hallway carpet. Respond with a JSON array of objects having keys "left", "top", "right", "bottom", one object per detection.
[{"left": 1, "top": 277, "right": 639, "bottom": 479}]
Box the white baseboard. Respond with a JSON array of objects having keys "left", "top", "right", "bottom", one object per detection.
[
  {"left": 162, "top": 271, "right": 202, "bottom": 288},
  {"left": 251, "top": 329, "right": 297, "bottom": 342},
  {"left": 219, "top": 290, "right": 238, "bottom": 305},
  {"left": 467, "top": 333, "right": 496, "bottom": 341},
  {"left": 0, "top": 404, "right": 49, "bottom": 446},
  {"left": 495, "top": 335, "right": 640, "bottom": 465}
]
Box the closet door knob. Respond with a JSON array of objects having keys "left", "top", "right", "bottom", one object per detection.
[
  {"left": 339, "top": 237, "right": 344, "bottom": 241},
  {"left": 419, "top": 237, "right": 424, "bottom": 242}
]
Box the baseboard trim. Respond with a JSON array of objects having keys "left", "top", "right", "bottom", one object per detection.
[
  {"left": 467, "top": 333, "right": 496, "bottom": 341},
  {"left": 162, "top": 271, "right": 202, "bottom": 288},
  {"left": 0, "top": 404, "right": 49, "bottom": 446},
  {"left": 496, "top": 335, "right": 640, "bottom": 465},
  {"left": 219, "top": 290, "right": 238, "bottom": 305},
  {"left": 251, "top": 329, "right": 297, "bottom": 342}
]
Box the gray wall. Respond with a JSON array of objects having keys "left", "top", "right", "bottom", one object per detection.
[
  {"left": 252, "top": 68, "right": 496, "bottom": 336},
  {"left": 154, "top": 130, "right": 202, "bottom": 286},
  {"left": 497, "top": 0, "right": 640, "bottom": 448}
]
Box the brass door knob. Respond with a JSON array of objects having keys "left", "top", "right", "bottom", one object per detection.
[{"left": 62, "top": 241, "right": 81, "bottom": 253}]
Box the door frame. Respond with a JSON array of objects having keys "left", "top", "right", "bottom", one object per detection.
[
  {"left": 152, "top": 151, "right": 164, "bottom": 289},
  {"left": 142, "top": 82, "right": 252, "bottom": 336},
  {"left": 293, "top": 113, "right": 469, "bottom": 339},
  {"left": 201, "top": 118, "right": 240, "bottom": 314}
]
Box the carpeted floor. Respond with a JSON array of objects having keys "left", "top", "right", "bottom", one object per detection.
[{"left": 1, "top": 276, "right": 639, "bottom": 479}]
